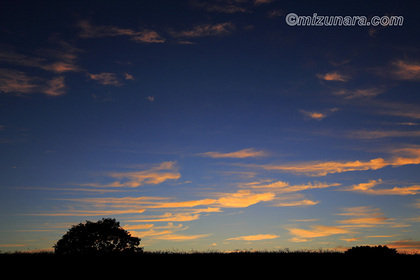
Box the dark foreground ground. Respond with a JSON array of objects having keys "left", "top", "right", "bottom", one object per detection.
[
  {"left": 2, "top": 250, "right": 419, "bottom": 259},
  {"left": 1, "top": 251, "right": 418, "bottom": 279}
]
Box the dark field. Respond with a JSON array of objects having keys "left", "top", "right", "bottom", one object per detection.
[{"left": 1, "top": 249, "right": 418, "bottom": 278}]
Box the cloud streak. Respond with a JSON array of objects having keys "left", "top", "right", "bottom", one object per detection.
[
  {"left": 300, "top": 108, "right": 338, "bottom": 120},
  {"left": 342, "top": 179, "right": 420, "bottom": 195},
  {"left": 287, "top": 225, "right": 350, "bottom": 242},
  {"left": 247, "top": 147, "right": 420, "bottom": 176},
  {"left": 172, "top": 22, "right": 235, "bottom": 38},
  {"left": 317, "top": 71, "right": 349, "bottom": 82},
  {"left": 391, "top": 60, "right": 420, "bottom": 81},
  {"left": 0, "top": 69, "right": 66, "bottom": 96},
  {"left": 82, "top": 161, "right": 181, "bottom": 188},
  {"left": 77, "top": 20, "right": 165, "bottom": 43},
  {"left": 225, "top": 233, "right": 279, "bottom": 241},
  {"left": 197, "top": 148, "right": 267, "bottom": 158}
]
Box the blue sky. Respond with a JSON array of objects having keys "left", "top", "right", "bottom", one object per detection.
[{"left": 1, "top": 0, "right": 420, "bottom": 253}]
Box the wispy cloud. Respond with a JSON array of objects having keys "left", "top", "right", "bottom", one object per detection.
[
  {"left": 153, "top": 233, "right": 212, "bottom": 241},
  {"left": 342, "top": 179, "right": 420, "bottom": 195},
  {"left": 127, "top": 223, "right": 211, "bottom": 243},
  {"left": 286, "top": 225, "right": 350, "bottom": 242},
  {"left": 0, "top": 69, "right": 66, "bottom": 96},
  {"left": 82, "top": 161, "right": 181, "bottom": 188},
  {"left": 25, "top": 208, "right": 146, "bottom": 217},
  {"left": 225, "top": 233, "right": 279, "bottom": 241},
  {"left": 287, "top": 206, "right": 409, "bottom": 242},
  {"left": 87, "top": 72, "right": 136, "bottom": 86},
  {"left": 347, "top": 129, "right": 420, "bottom": 139},
  {"left": 197, "top": 148, "right": 267, "bottom": 158},
  {"left": 0, "top": 49, "right": 45, "bottom": 68},
  {"left": 374, "top": 101, "right": 420, "bottom": 120},
  {"left": 239, "top": 180, "right": 340, "bottom": 207},
  {"left": 128, "top": 212, "right": 202, "bottom": 222},
  {"left": 317, "top": 71, "right": 349, "bottom": 82},
  {"left": 0, "top": 39, "right": 82, "bottom": 74},
  {"left": 244, "top": 180, "right": 340, "bottom": 193},
  {"left": 386, "top": 239, "right": 420, "bottom": 253},
  {"left": 131, "top": 30, "right": 166, "bottom": 43},
  {"left": 0, "top": 69, "right": 41, "bottom": 94},
  {"left": 37, "top": 39, "right": 82, "bottom": 73},
  {"left": 215, "top": 190, "right": 276, "bottom": 208},
  {"left": 0, "top": 40, "right": 80, "bottom": 96},
  {"left": 300, "top": 108, "right": 338, "bottom": 120},
  {"left": 248, "top": 147, "right": 420, "bottom": 176},
  {"left": 335, "top": 206, "right": 397, "bottom": 227},
  {"left": 77, "top": 20, "right": 165, "bottom": 43},
  {"left": 191, "top": 0, "right": 249, "bottom": 13},
  {"left": 391, "top": 60, "right": 420, "bottom": 81},
  {"left": 333, "top": 87, "right": 385, "bottom": 99},
  {"left": 43, "top": 76, "right": 66, "bottom": 96},
  {"left": 172, "top": 22, "right": 235, "bottom": 38},
  {"left": 192, "top": 0, "right": 274, "bottom": 14},
  {"left": 87, "top": 72, "right": 123, "bottom": 86},
  {"left": 56, "top": 189, "right": 275, "bottom": 212},
  {"left": 272, "top": 199, "right": 319, "bottom": 207},
  {"left": 78, "top": 19, "right": 141, "bottom": 38}
]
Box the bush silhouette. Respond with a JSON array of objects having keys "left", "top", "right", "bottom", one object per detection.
[
  {"left": 54, "top": 218, "right": 142, "bottom": 255},
  {"left": 345, "top": 245, "right": 398, "bottom": 256}
]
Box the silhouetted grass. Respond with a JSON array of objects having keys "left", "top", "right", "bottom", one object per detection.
[
  {"left": 2, "top": 247, "right": 418, "bottom": 258},
  {"left": 2, "top": 248, "right": 419, "bottom": 272}
]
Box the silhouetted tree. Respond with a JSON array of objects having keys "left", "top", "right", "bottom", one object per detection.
[
  {"left": 54, "top": 218, "right": 142, "bottom": 255},
  {"left": 345, "top": 245, "right": 398, "bottom": 256}
]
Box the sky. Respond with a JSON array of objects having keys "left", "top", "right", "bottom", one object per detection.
[{"left": 1, "top": 0, "right": 420, "bottom": 253}]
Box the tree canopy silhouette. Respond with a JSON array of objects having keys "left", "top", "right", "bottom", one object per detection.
[
  {"left": 345, "top": 245, "right": 398, "bottom": 256},
  {"left": 54, "top": 218, "right": 142, "bottom": 255}
]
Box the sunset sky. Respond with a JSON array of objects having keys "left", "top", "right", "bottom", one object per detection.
[{"left": 1, "top": 0, "right": 420, "bottom": 253}]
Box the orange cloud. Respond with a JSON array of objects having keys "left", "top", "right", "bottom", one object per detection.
[
  {"left": 215, "top": 190, "right": 276, "bottom": 208},
  {"left": 129, "top": 212, "right": 201, "bottom": 222},
  {"left": 87, "top": 72, "right": 122, "bottom": 86},
  {"left": 392, "top": 60, "right": 420, "bottom": 80},
  {"left": 197, "top": 148, "right": 267, "bottom": 158},
  {"left": 0, "top": 40, "right": 81, "bottom": 74},
  {"left": 335, "top": 206, "right": 395, "bottom": 227},
  {"left": 348, "top": 130, "right": 420, "bottom": 139},
  {"left": 317, "top": 71, "right": 349, "bottom": 81},
  {"left": 82, "top": 161, "right": 181, "bottom": 188},
  {"left": 272, "top": 199, "right": 319, "bottom": 207},
  {"left": 343, "top": 179, "right": 420, "bottom": 195},
  {"left": 246, "top": 180, "right": 340, "bottom": 193},
  {"left": 300, "top": 110, "right": 326, "bottom": 120},
  {"left": 154, "top": 233, "right": 212, "bottom": 241},
  {"left": 146, "top": 199, "right": 217, "bottom": 209},
  {"left": 375, "top": 101, "right": 420, "bottom": 120},
  {"left": 43, "top": 76, "right": 66, "bottom": 96},
  {"left": 287, "top": 225, "right": 350, "bottom": 242},
  {"left": 386, "top": 239, "right": 420, "bottom": 254},
  {"left": 0, "top": 69, "right": 40, "bottom": 94},
  {"left": 132, "top": 30, "right": 166, "bottom": 43},
  {"left": 333, "top": 87, "right": 384, "bottom": 99},
  {"left": 78, "top": 20, "right": 165, "bottom": 44},
  {"left": 253, "top": 147, "right": 420, "bottom": 176},
  {"left": 0, "top": 69, "right": 67, "bottom": 96},
  {"left": 225, "top": 233, "right": 279, "bottom": 241},
  {"left": 300, "top": 108, "right": 339, "bottom": 120},
  {"left": 43, "top": 62, "right": 80, "bottom": 73},
  {"left": 78, "top": 19, "right": 141, "bottom": 38}
]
